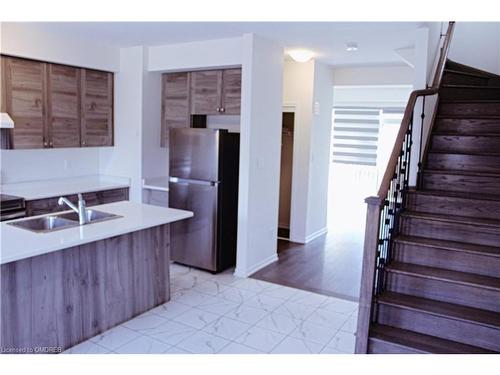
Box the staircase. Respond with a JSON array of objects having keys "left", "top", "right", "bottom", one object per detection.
[{"left": 367, "top": 60, "right": 500, "bottom": 354}]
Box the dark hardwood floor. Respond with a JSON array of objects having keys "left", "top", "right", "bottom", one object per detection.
[
  {"left": 251, "top": 164, "right": 376, "bottom": 302},
  {"left": 251, "top": 234, "right": 363, "bottom": 302}
]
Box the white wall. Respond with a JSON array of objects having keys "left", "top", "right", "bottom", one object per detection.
[
  {"left": 306, "top": 62, "right": 334, "bottom": 239},
  {"left": 148, "top": 37, "right": 243, "bottom": 72},
  {"left": 282, "top": 60, "right": 315, "bottom": 243},
  {"left": 99, "top": 47, "right": 143, "bottom": 202},
  {"left": 235, "top": 34, "right": 284, "bottom": 277},
  {"left": 141, "top": 51, "right": 167, "bottom": 190},
  {"left": 449, "top": 22, "right": 500, "bottom": 75},
  {"left": 0, "top": 23, "right": 120, "bottom": 185},
  {"left": 0, "top": 22, "right": 120, "bottom": 72},
  {"left": 282, "top": 60, "right": 334, "bottom": 243},
  {"left": 0, "top": 148, "right": 101, "bottom": 184},
  {"left": 333, "top": 65, "right": 414, "bottom": 86}
]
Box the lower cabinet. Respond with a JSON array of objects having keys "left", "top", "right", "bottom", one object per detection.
[{"left": 25, "top": 188, "right": 129, "bottom": 217}]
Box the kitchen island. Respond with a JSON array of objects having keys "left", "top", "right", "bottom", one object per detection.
[{"left": 0, "top": 201, "right": 192, "bottom": 354}]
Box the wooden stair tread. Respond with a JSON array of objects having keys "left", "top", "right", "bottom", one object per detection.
[
  {"left": 437, "top": 115, "right": 500, "bottom": 119},
  {"left": 443, "top": 68, "right": 493, "bottom": 79},
  {"left": 446, "top": 60, "right": 500, "bottom": 79},
  {"left": 428, "top": 149, "right": 500, "bottom": 156},
  {"left": 394, "top": 235, "right": 500, "bottom": 258},
  {"left": 378, "top": 291, "right": 500, "bottom": 329},
  {"left": 423, "top": 168, "right": 500, "bottom": 178},
  {"left": 442, "top": 85, "right": 500, "bottom": 89},
  {"left": 412, "top": 188, "right": 500, "bottom": 202},
  {"left": 402, "top": 210, "right": 500, "bottom": 228},
  {"left": 432, "top": 132, "right": 500, "bottom": 138},
  {"left": 440, "top": 99, "right": 500, "bottom": 103},
  {"left": 386, "top": 262, "right": 500, "bottom": 291},
  {"left": 370, "top": 324, "right": 495, "bottom": 354}
]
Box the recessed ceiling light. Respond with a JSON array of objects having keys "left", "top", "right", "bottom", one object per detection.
[
  {"left": 346, "top": 42, "right": 358, "bottom": 52},
  {"left": 288, "top": 49, "right": 315, "bottom": 63}
]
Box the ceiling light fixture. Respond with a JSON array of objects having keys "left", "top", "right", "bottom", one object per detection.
[
  {"left": 346, "top": 42, "right": 358, "bottom": 52},
  {"left": 288, "top": 49, "right": 315, "bottom": 63}
]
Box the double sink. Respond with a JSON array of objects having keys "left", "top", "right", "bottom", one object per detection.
[{"left": 8, "top": 209, "right": 121, "bottom": 233}]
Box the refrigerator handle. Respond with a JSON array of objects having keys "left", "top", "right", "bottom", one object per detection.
[{"left": 169, "top": 177, "right": 220, "bottom": 186}]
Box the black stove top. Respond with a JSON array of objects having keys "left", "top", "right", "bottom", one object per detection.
[{"left": 0, "top": 193, "right": 25, "bottom": 202}]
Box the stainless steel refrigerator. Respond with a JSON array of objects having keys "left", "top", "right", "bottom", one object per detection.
[{"left": 169, "top": 128, "right": 240, "bottom": 273}]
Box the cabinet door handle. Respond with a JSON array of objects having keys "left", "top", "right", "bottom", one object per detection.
[
  {"left": 82, "top": 141, "right": 86, "bottom": 146},
  {"left": 49, "top": 141, "right": 53, "bottom": 147},
  {"left": 220, "top": 107, "right": 225, "bottom": 113},
  {"left": 216, "top": 107, "right": 220, "bottom": 112},
  {"left": 43, "top": 141, "right": 48, "bottom": 147}
]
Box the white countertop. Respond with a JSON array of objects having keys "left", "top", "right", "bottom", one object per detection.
[
  {"left": 0, "top": 175, "right": 130, "bottom": 201},
  {"left": 0, "top": 201, "right": 193, "bottom": 265},
  {"left": 142, "top": 176, "right": 169, "bottom": 192}
]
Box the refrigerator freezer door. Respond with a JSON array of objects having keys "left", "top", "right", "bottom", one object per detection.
[
  {"left": 169, "top": 179, "right": 218, "bottom": 271},
  {"left": 169, "top": 128, "right": 220, "bottom": 182}
]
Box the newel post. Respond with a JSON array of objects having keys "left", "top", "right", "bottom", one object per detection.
[{"left": 354, "top": 195, "right": 383, "bottom": 354}]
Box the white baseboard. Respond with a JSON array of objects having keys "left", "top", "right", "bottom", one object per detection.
[
  {"left": 234, "top": 253, "right": 278, "bottom": 278},
  {"left": 304, "top": 227, "right": 328, "bottom": 243}
]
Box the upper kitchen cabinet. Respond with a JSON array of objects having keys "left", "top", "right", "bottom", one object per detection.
[
  {"left": 220, "top": 68, "right": 242, "bottom": 115},
  {"left": 190, "top": 70, "right": 223, "bottom": 115},
  {"left": 189, "top": 68, "right": 241, "bottom": 116},
  {"left": 2, "top": 56, "right": 47, "bottom": 149},
  {"left": 0, "top": 55, "right": 114, "bottom": 149},
  {"left": 161, "top": 72, "right": 191, "bottom": 147},
  {"left": 47, "top": 64, "right": 81, "bottom": 148},
  {"left": 81, "top": 69, "right": 114, "bottom": 147}
]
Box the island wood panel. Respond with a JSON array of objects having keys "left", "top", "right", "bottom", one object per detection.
[
  {"left": 161, "top": 72, "right": 191, "bottom": 147},
  {"left": 47, "top": 64, "right": 81, "bottom": 148},
  {"left": 3, "top": 56, "right": 47, "bottom": 149},
  {"left": 0, "top": 224, "right": 170, "bottom": 353}
]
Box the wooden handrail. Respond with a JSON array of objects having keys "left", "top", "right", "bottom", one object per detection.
[{"left": 355, "top": 21, "right": 456, "bottom": 354}]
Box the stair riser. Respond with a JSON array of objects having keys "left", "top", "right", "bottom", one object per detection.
[
  {"left": 439, "top": 103, "right": 500, "bottom": 117},
  {"left": 431, "top": 135, "right": 500, "bottom": 153},
  {"left": 442, "top": 74, "right": 489, "bottom": 86},
  {"left": 440, "top": 88, "right": 500, "bottom": 101},
  {"left": 392, "top": 243, "right": 500, "bottom": 278},
  {"left": 427, "top": 153, "right": 500, "bottom": 174},
  {"left": 368, "top": 338, "right": 424, "bottom": 354},
  {"left": 435, "top": 118, "right": 500, "bottom": 134},
  {"left": 386, "top": 271, "right": 500, "bottom": 312},
  {"left": 445, "top": 62, "right": 500, "bottom": 84},
  {"left": 377, "top": 304, "right": 500, "bottom": 351},
  {"left": 400, "top": 215, "right": 500, "bottom": 247},
  {"left": 406, "top": 192, "right": 500, "bottom": 220},
  {"left": 422, "top": 172, "right": 500, "bottom": 196}
]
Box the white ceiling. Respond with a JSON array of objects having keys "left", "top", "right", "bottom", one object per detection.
[{"left": 28, "top": 22, "right": 430, "bottom": 66}]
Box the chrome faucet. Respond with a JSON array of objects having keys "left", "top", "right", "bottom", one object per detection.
[{"left": 58, "top": 193, "right": 88, "bottom": 225}]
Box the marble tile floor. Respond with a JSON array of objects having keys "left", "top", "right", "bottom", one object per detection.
[{"left": 64, "top": 263, "right": 358, "bottom": 354}]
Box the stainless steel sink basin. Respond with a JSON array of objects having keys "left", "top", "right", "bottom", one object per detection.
[
  {"left": 7, "top": 209, "right": 121, "bottom": 233},
  {"left": 58, "top": 209, "right": 121, "bottom": 224},
  {"left": 8, "top": 216, "right": 79, "bottom": 233}
]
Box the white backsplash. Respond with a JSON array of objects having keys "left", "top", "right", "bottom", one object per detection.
[{"left": 0, "top": 148, "right": 101, "bottom": 184}]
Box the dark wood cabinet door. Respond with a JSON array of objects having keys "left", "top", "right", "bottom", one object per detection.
[
  {"left": 47, "top": 64, "right": 81, "bottom": 148},
  {"left": 3, "top": 56, "right": 47, "bottom": 149},
  {"left": 161, "top": 72, "right": 190, "bottom": 147},
  {"left": 97, "top": 188, "right": 129, "bottom": 204},
  {"left": 190, "top": 70, "right": 222, "bottom": 115},
  {"left": 221, "top": 68, "right": 241, "bottom": 115},
  {"left": 81, "top": 69, "right": 113, "bottom": 147}
]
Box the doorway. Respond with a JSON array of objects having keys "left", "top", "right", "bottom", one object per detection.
[{"left": 277, "top": 112, "right": 294, "bottom": 240}]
